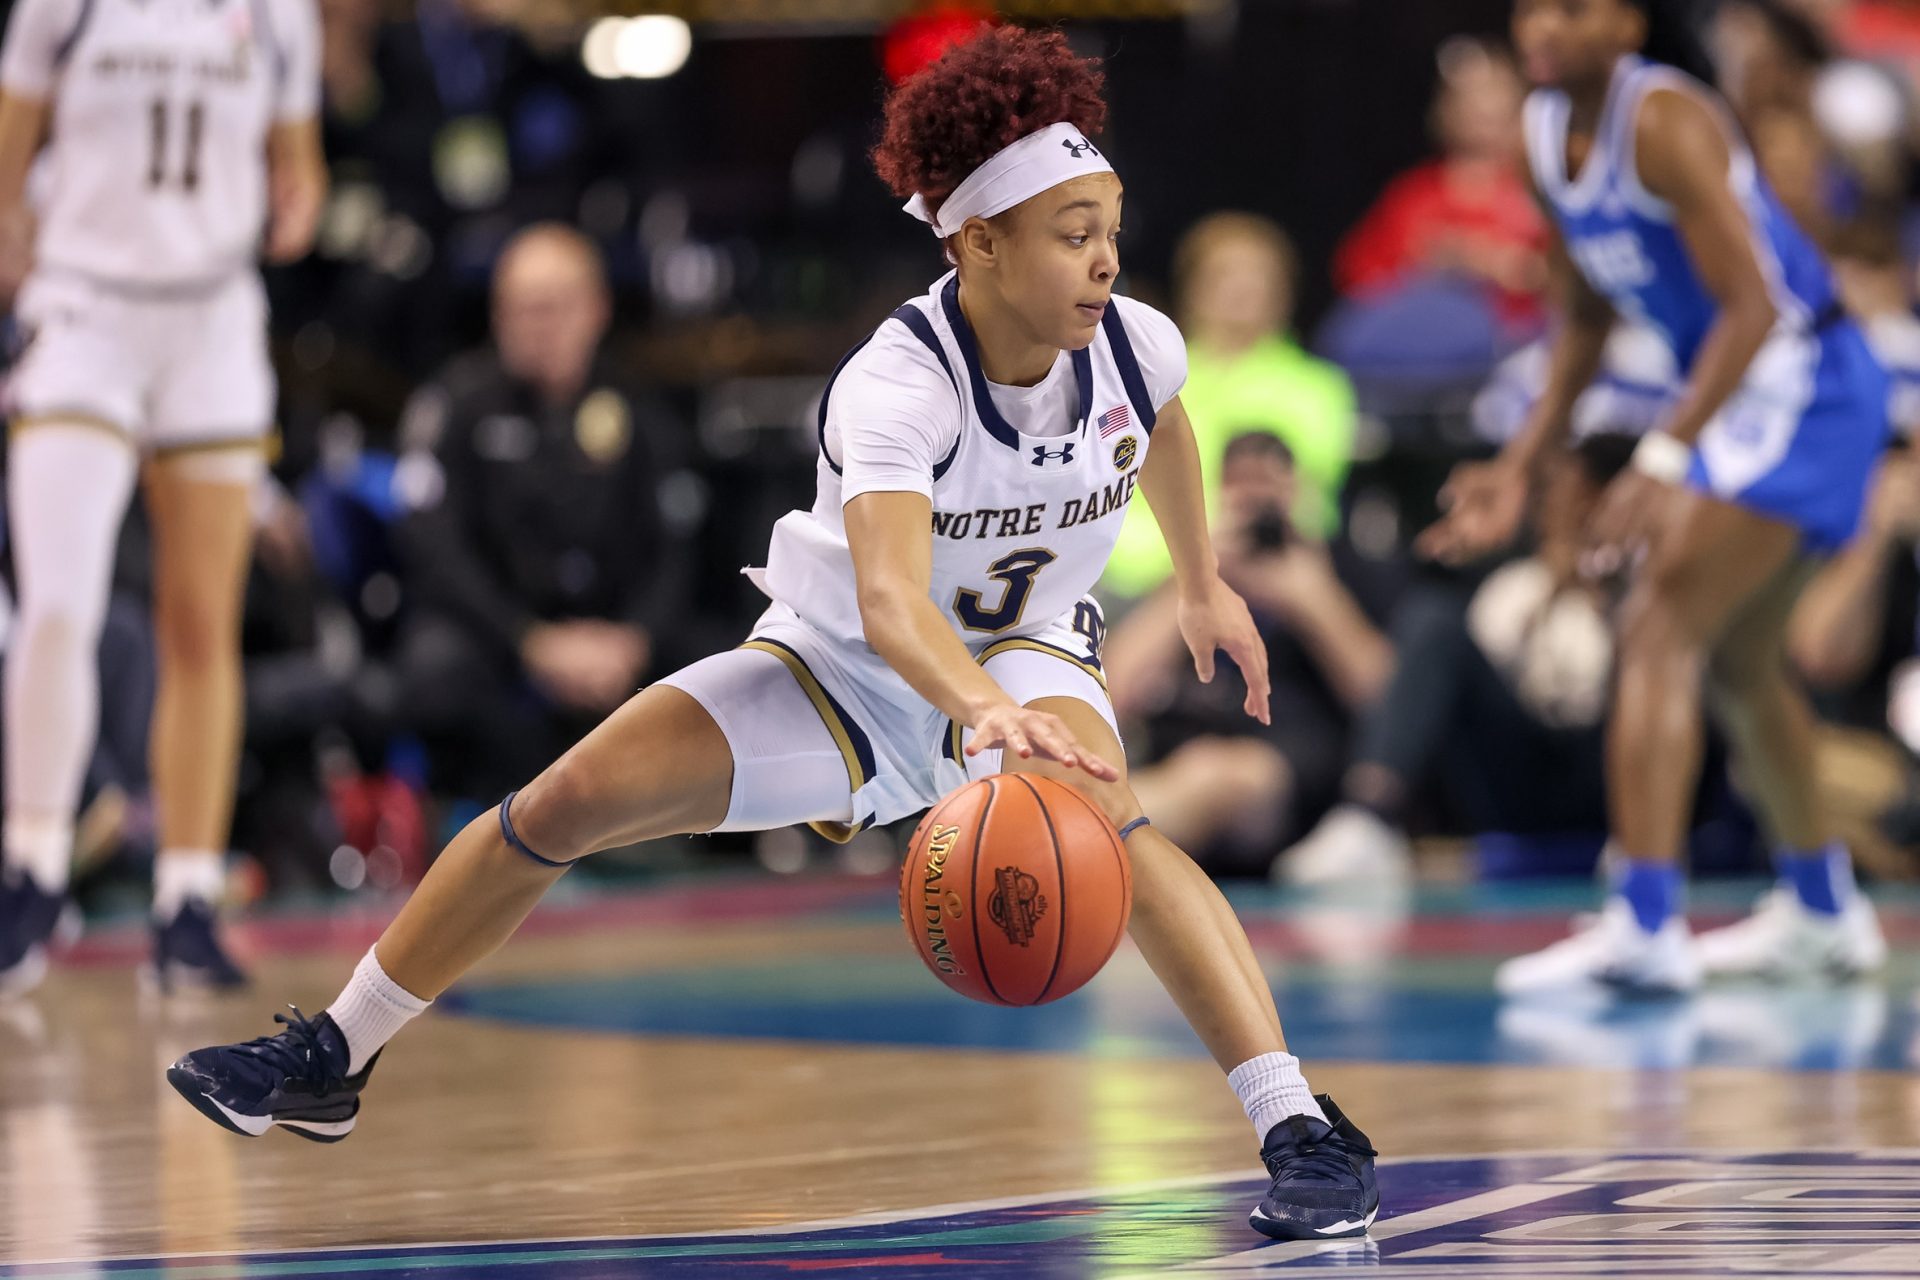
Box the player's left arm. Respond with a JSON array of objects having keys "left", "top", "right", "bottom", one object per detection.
[
  {"left": 264, "top": 117, "right": 325, "bottom": 263},
  {"left": 1135, "top": 395, "right": 1271, "bottom": 725},
  {"left": 1635, "top": 88, "right": 1779, "bottom": 451},
  {"left": 263, "top": 0, "right": 326, "bottom": 263},
  {"left": 0, "top": 92, "right": 46, "bottom": 297}
]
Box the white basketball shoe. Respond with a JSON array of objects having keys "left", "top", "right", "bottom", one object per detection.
[
  {"left": 1495, "top": 897, "right": 1702, "bottom": 998},
  {"left": 1694, "top": 886, "right": 1887, "bottom": 981}
]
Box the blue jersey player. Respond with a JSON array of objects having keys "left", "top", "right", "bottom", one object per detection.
[{"left": 1425, "top": 0, "right": 1888, "bottom": 993}]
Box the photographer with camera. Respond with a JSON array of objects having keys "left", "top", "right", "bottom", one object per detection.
[{"left": 1103, "top": 432, "right": 1396, "bottom": 878}]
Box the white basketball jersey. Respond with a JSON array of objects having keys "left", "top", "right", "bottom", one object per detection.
[
  {"left": 0, "top": 0, "right": 320, "bottom": 286},
  {"left": 762, "top": 273, "right": 1177, "bottom": 653}
]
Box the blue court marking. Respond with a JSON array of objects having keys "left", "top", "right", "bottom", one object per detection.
[
  {"left": 7, "top": 1152, "right": 1916, "bottom": 1277},
  {"left": 438, "top": 957, "right": 1920, "bottom": 1072}
]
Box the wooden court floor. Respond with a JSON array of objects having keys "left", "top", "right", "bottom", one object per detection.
[{"left": 2, "top": 874, "right": 1917, "bottom": 1277}]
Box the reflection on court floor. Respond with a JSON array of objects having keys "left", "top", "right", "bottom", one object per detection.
[{"left": 1, "top": 877, "right": 1916, "bottom": 1277}]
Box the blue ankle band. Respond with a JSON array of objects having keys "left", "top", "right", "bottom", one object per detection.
[
  {"left": 499, "top": 792, "right": 568, "bottom": 869},
  {"left": 1117, "top": 816, "right": 1151, "bottom": 840}
]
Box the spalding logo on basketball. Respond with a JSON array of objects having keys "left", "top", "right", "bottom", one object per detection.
[{"left": 900, "top": 774, "right": 1132, "bottom": 1006}]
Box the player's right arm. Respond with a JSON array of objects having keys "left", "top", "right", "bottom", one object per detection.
[
  {"left": 844, "top": 489, "right": 1118, "bottom": 781},
  {"left": 0, "top": 93, "right": 45, "bottom": 297},
  {"left": 0, "top": 0, "right": 66, "bottom": 301},
  {"left": 1418, "top": 200, "right": 1612, "bottom": 566}
]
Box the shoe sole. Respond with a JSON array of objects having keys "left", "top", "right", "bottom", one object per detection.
[
  {"left": 1247, "top": 1202, "right": 1379, "bottom": 1241},
  {"left": 0, "top": 946, "right": 48, "bottom": 1001},
  {"left": 164, "top": 1067, "right": 356, "bottom": 1144},
  {"left": 141, "top": 961, "right": 251, "bottom": 997}
]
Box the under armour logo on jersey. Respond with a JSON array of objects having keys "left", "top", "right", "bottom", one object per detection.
[
  {"left": 1061, "top": 138, "right": 1100, "bottom": 159},
  {"left": 1032, "top": 442, "right": 1076, "bottom": 467}
]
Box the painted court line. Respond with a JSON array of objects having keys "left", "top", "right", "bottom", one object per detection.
[
  {"left": 1150, "top": 1180, "right": 1588, "bottom": 1275},
  {"left": 1, "top": 1148, "right": 1758, "bottom": 1272}
]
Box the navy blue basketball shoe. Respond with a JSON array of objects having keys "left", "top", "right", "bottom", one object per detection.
[
  {"left": 166, "top": 1007, "right": 377, "bottom": 1143},
  {"left": 1249, "top": 1094, "right": 1380, "bottom": 1240},
  {"left": 0, "top": 869, "right": 77, "bottom": 998},
  {"left": 150, "top": 899, "right": 250, "bottom": 992}
]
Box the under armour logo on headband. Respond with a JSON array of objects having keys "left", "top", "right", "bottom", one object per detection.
[{"left": 902, "top": 123, "right": 1117, "bottom": 238}]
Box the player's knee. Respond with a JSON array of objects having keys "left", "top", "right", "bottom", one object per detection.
[
  {"left": 509, "top": 756, "right": 599, "bottom": 864},
  {"left": 1617, "top": 584, "right": 1707, "bottom": 665},
  {"left": 15, "top": 587, "right": 108, "bottom": 655},
  {"left": 153, "top": 599, "right": 236, "bottom": 671},
  {"left": 1074, "top": 775, "right": 1143, "bottom": 831}
]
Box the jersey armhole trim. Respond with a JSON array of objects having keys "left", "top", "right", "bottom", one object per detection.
[
  {"left": 249, "top": 0, "right": 290, "bottom": 88},
  {"left": 1100, "top": 304, "right": 1157, "bottom": 435},
  {"left": 815, "top": 303, "right": 960, "bottom": 479},
  {"left": 50, "top": 0, "right": 97, "bottom": 70}
]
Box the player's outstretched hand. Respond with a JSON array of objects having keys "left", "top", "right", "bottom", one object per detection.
[
  {"left": 1176, "top": 575, "right": 1271, "bottom": 726},
  {"left": 966, "top": 705, "right": 1120, "bottom": 782},
  {"left": 1418, "top": 457, "right": 1529, "bottom": 566}
]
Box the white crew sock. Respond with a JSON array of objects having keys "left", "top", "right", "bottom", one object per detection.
[
  {"left": 4, "top": 812, "right": 73, "bottom": 894},
  {"left": 1229, "top": 1052, "right": 1329, "bottom": 1139},
  {"left": 326, "top": 948, "right": 431, "bottom": 1074},
  {"left": 152, "top": 849, "right": 225, "bottom": 921}
]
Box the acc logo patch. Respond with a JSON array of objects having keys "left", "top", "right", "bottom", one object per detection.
[
  {"left": 1112, "top": 435, "right": 1138, "bottom": 471},
  {"left": 988, "top": 866, "right": 1048, "bottom": 946}
]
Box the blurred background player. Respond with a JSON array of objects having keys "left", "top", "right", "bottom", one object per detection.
[
  {"left": 0, "top": 0, "right": 325, "bottom": 993},
  {"left": 1425, "top": 0, "right": 1888, "bottom": 994}
]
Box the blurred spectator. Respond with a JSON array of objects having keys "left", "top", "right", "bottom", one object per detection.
[
  {"left": 1711, "top": 0, "right": 1836, "bottom": 235},
  {"left": 1276, "top": 434, "right": 1637, "bottom": 887},
  {"left": 1831, "top": 223, "right": 1920, "bottom": 433},
  {"left": 393, "top": 223, "right": 695, "bottom": 799},
  {"left": 1332, "top": 37, "right": 1548, "bottom": 333},
  {"left": 1791, "top": 446, "right": 1920, "bottom": 717},
  {"left": 1472, "top": 323, "right": 1680, "bottom": 444},
  {"left": 1103, "top": 213, "right": 1356, "bottom": 597},
  {"left": 1788, "top": 445, "right": 1920, "bottom": 877},
  {"left": 1104, "top": 433, "right": 1396, "bottom": 877}
]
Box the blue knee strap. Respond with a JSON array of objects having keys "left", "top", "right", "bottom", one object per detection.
[
  {"left": 499, "top": 791, "right": 568, "bottom": 869},
  {"left": 1117, "top": 816, "right": 1152, "bottom": 841}
]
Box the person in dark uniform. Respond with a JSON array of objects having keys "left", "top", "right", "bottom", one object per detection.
[{"left": 394, "top": 223, "right": 694, "bottom": 798}]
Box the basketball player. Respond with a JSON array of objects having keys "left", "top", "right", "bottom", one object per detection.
[
  {"left": 165, "top": 29, "right": 1380, "bottom": 1241},
  {"left": 1424, "top": 0, "right": 1887, "bottom": 993},
  {"left": 0, "top": 0, "right": 325, "bottom": 994}
]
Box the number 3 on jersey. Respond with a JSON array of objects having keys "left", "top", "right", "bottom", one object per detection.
[{"left": 955, "top": 549, "right": 1057, "bottom": 633}]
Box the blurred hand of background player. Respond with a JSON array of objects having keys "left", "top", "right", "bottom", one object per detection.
[
  {"left": 1418, "top": 455, "right": 1529, "bottom": 565},
  {"left": 1176, "top": 575, "right": 1272, "bottom": 726},
  {"left": 964, "top": 704, "right": 1120, "bottom": 782},
  {"left": 1583, "top": 468, "right": 1677, "bottom": 579},
  {"left": 521, "top": 620, "right": 651, "bottom": 713}
]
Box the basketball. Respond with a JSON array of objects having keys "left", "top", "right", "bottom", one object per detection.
[{"left": 899, "top": 773, "right": 1133, "bottom": 1006}]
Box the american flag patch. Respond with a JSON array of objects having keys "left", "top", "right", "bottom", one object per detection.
[{"left": 1098, "top": 405, "right": 1131, "bottom": 438}]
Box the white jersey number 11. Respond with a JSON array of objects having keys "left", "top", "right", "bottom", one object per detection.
[{"left": 147, "top": 99, "right": 205, "bottom": 192}]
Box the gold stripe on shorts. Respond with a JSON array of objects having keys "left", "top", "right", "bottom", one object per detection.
[
  {"left": 739, "top": 639, "right": 872, "bottom": 844},
  {"left": 976, "top": 637, "right": 1109, "bottom": 691}
]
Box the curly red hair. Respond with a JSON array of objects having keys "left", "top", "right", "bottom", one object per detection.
[{"left": 873, "top": 27, "right": 1108, "bottom": 220}]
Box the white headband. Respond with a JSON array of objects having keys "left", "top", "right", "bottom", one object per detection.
[{"left": 903, "top": 122, "right": 1114, "bottom": 239}]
